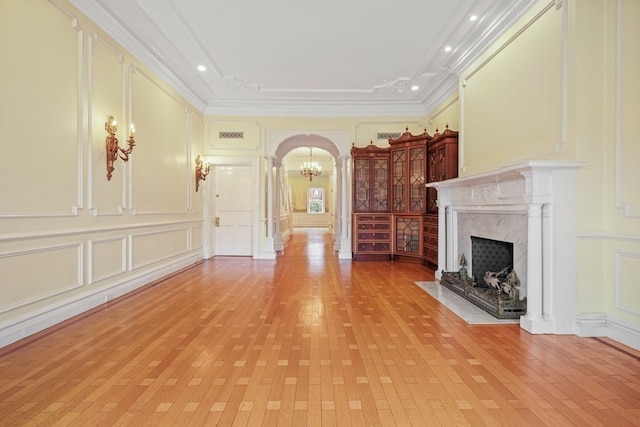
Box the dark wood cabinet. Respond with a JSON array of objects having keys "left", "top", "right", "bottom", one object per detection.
[
  {"left": 352, "top": 143, "right": 390, "bottom": 213},
  {"left": 351, "top": 127, "right": 458, "bottom": 267},
  {"left": 353, "top": 214, "right": 392, "bottom": 260},
  {"left": 426, "top": 126, "right": 459, "bottom": 215},
  {"left": 389, "top": 129, "right": 430, "bottom": 260},
  {"left": 423, "top": 126, "right": 459, "bottom": 267}
]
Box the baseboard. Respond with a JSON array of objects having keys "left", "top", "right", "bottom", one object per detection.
[
  {"left": 0, "top": 254, "right": 202, "bottom": 349},
  {"left": 576, "top": 312, "right": 640, "bottom": 351}
]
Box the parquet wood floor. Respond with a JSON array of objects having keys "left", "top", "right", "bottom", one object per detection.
[{"left": 0, "top": 228, "right": 639, "bottom": 426}]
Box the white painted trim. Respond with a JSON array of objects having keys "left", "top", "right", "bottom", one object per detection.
[
  {"left": 0, "top": 254, "right": 201, "bottom": 349},
  {"left": 616, "top": 251, "right": 640, "bottom": 315},
  {"left": 615, "top": 0, "right": 640, "bottom": 217},
  {"left": 576, "top": 313, "right": 640, "bottom": 351},
  {"left": 0, "top": 243, "right": 84, "bottom": 315}
]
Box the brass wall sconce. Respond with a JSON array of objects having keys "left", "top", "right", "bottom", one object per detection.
[
  {"left": 105, "top": 115, "right": 136, "bottom": 180},
  {"left": 195, "top": 155, "right": 210, "bottom": 192}
]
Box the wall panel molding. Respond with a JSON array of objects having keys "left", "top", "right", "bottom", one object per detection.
[
  {"left": 87, "top": 32, "right": 127, "bottom": 216},
  {"left": 129, "top": 227, "right": 191, "bottom": 271},
  {"left": 0, "top": 2, "right": 83, "bottom": 218},
  {"left": 616, "top": 251, "right": 640, "bottom": 315},
  {"left": 615, "top": 0, "right": 640, "bottom": 217},
  {"left": 0, "top": 219, "right": 202, "bottom": 243},
  {"left": 88, "top": 236, "right": 127, "bottom": 284},
  {"left": 0, "top": 243, "right": 83, "bottom": 314}
]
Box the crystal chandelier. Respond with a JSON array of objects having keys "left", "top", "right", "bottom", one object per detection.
[{"left": 300, "top": 147, "right": 322, "bottom": 182}]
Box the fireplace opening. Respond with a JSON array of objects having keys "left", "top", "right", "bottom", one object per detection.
[{"left": 471, "top": 236, "right": 514, "bottom": 288}]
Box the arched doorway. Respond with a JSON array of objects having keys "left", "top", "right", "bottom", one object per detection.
[{"left": 267, "top": 131, "right": 352, "bottom": 259}]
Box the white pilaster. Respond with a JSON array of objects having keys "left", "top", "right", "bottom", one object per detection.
[
  {"left": 339, "top": 156, "right": 352, "bottom": 259},
  {"left": 274, "top": 163, "right": 283, "bottom": 251}
]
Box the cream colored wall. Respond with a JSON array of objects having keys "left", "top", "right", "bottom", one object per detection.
[
  {"left": 460, "top": 1, "right": 567, "bottom": 176},
  {"left": 0, "top": 0, "right": 205, "bottom": 347},
  {"left": 455, "top": 0, "right": 640, "bottom": 345},
  {"left": 204, "top": 116, "right": 429, "bottom": 157},
  {"left": 426, "top": 92, "right": 460, "bottom": 137}
]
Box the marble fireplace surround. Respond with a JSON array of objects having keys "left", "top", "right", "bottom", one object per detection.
[{"left": 427, "top": 161, "right": 584, "bottom": 334}]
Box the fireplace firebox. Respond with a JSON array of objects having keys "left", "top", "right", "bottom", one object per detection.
[{"left": 440, "top": 236, "right": 526, "bottom": 319}]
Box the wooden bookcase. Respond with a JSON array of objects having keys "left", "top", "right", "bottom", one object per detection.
[
  {"left": 352, "top": 143, "right": 390, "bottom": 213},
  {"left": 352, "top": 143, "right": 391, "bottom": 260},
  {"left": 351, "top": 127, "right": 458, "bottom": 267},
  {"left": 424, "top": 126, "right": 459, "bottom": 267},
  {"left": 389, "top": 129, "right": 430, "bottom": 261}
]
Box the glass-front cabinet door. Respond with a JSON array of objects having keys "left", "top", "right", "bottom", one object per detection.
[
  {"left": 353, "top": 158, "right": 371, "bottom": 212},
  {"left": 408, "top": 146, "right": 425, "bottom": 212},
  {"left": 395, "top": 216, "right": 421, "bottom": 256},
  {"left": 372, "top": 158, "right": 389, "bottom": 212}
]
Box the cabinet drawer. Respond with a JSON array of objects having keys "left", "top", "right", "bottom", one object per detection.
[
  {"left": 423, "top": 246, "right": 438, "bottom": 261},
  {"left": 422, "top": 233, "right": 437, "bottom": 246},
  {"left": 357, "top": 222, "right": 391, "bottom": 231},
  {"left": 423, "top": 224, "right": 438, "bottom": 236},
  {"left": 423, "top": 215, "right": 438, "bottom": 225},
  {"left": 357, "top": 214, "right": 391, "bottom": 222},
  {"left": 357, "top": 232, "right": 390, "bottom": 241},
  {"left": 357, "top": 242, "right": 391, "bottom": 252}
]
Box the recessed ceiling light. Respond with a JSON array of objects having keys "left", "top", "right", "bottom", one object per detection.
[
  {"left": 411, "top": 85, "right": 419, "bottom": 91},
  {"left": 470, "top": 15, "right": 478, "bottom": 22},
  {"left": 444, "top": 46, "right": 452, "bottom": 52},
  {"left": 197, "top": 65, "right": 207, "bottom": 72}
]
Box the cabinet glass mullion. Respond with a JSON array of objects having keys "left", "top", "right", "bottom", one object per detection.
[
  {"left": 408, "top": 147, "right": 425, "bottom": 212},
  {"left": 395, "top": 216, "right": 420, "bottom": 254},
  {"left": 354, "top": 158, "right": 370, "bottom": 212},
  {"left": 392, "top": 150, "right": 405, "bottom": 211},
  {"left": 372, "top": 158, "right": 389, "bottom": 211}
]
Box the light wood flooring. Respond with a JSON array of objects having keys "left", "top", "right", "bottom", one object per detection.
[{"left": 1, "top": 228, "right": 639, "bottom": 426}]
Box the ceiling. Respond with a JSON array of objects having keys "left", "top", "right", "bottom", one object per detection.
[{"left": 70, "top": 0, "right": 536, "bottom": 117}]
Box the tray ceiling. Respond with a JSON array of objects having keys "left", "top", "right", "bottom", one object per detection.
[{"left": 70, "top": 0, "right": 537, "bottom": 116}]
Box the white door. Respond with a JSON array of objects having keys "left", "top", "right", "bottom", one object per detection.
[{"left": 213, "top": 166, "right": 253, "bottom": 256}]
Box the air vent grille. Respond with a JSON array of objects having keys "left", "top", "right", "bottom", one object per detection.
[
  {"left": 219, "top": 131, "right": 244, "bottom": 139},
  {"left": 377, "top": 132, "right": 401, "bottom": 140}
]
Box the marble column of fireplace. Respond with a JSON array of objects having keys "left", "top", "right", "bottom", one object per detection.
[{"left": 428, "top": 161, "right": 584, "bottom": 334}]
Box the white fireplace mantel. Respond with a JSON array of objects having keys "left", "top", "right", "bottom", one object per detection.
[{"left": 427, "top": 161, "right": 585, "bottom": 334}]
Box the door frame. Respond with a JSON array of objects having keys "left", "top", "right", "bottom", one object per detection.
[{"left": 202, "top": 156, "right": 261, "bottom": 259}]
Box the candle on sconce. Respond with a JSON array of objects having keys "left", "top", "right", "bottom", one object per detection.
[{"left": 129, "top": 123, "right": 135, "bottom": 138}]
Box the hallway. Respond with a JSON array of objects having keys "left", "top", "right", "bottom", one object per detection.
[{"left": 0, "top": 229, "right": 639, "bottom": 426}]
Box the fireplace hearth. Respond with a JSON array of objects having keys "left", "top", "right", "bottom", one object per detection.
[{"left": 440, "top": 252, "right": 527, "bottom": 319}]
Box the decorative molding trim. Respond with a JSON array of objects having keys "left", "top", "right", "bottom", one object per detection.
[
  {"left": 0, "top": 254, "right": 201, "bottom": 349},
  {"left": 129, "top": 228, "right": 191, "bottom": 271},
  {"left": 204, "top": 99, "right": 430, "bottom": 117},
  {"left": 0, "top": 2, "right": 83, "bottom": 219},
  {"left": 616, "top": 251, "right": 640, "bottom": 315},
  {"left": 87, "top": 237, "right": 127, "bottom": 285},
  {"left": 576, "top": 232, "right": 640, "bottom": 242},
  {"left": 615, "top": 0, "right": 640, "bottom": 217},
  {"left": 0, "top": 219, "right": 203, "bottom": 243},
  {"left": 223, "top": 75, "right": 259, "bottom": 92},
  {"left": 87, "top": 32, "right": 128, "bottom": 216},
  {"left": 66, "top": 0, "right": 208, "bottom": 112},
  {"left": 0, "top": 243, "right": 84, "bottom": 315},
  {"left": 463, "top": 1, "right": 556, "bottom": 83},
  {"left": 575, "top": 312, "right": 640, "bottom": 351},
  {"left": 372, "top": 77, "right": 410, "bottom": 93}
]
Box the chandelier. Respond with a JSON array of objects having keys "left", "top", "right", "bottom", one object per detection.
[{"left": 300, "top": 147, "right": 322, "bottom": 182}]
